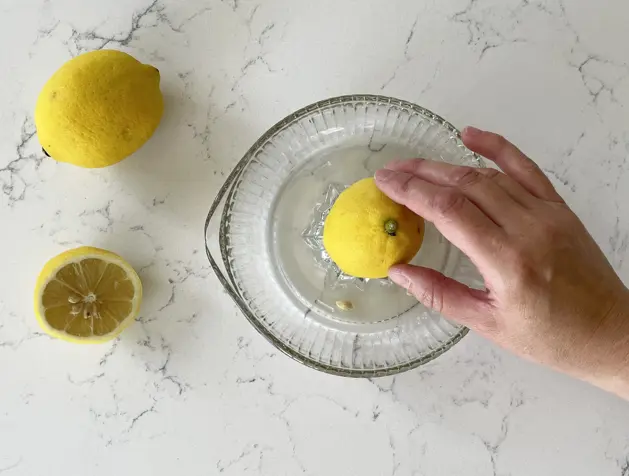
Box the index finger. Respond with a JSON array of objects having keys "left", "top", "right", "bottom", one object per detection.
[
  {"left": 462, "top": 127, "right": 563, "bottom": 202},
  {"left": 374, "top": 168, "right": 504, "bottom": 267}
]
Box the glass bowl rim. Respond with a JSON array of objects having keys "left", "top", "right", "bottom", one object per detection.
[{"left": 204, "top": 94, "right": 481, "bottom": 377}]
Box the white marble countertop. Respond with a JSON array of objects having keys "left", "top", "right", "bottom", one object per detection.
[{"left": 2, "top": 0, "right": 629, "bottom": 474}]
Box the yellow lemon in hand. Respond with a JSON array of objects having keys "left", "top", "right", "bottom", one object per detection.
[
  {"left": 323, "top": 178, "right": 424, "bottom": 279},
  {"left": 34, "top": 247, "right": 142, "bottom": 344},
  {"left": 35, "top": 50, "right": 163, "bottom": 168}
]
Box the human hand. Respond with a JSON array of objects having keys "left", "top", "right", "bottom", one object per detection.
[{"left": 374, "top": 127, "right": 629, "bottom": 398}]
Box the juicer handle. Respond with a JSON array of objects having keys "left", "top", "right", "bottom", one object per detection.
[{"left": 204, "top": 160, "right": 247, "bottom": 306}]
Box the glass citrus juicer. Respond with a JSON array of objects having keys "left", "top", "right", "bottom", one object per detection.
[{"left": 204, "top": 95, "right": 484, "bottom": 377}]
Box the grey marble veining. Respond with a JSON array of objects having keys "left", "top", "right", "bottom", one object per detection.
[{"left": 1, "top": 0, "right": 629, "bottom": 474}]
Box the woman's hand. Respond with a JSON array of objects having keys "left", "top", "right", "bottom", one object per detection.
[{"left": 375, "top": 127, "right": 629, "bottom": 398}]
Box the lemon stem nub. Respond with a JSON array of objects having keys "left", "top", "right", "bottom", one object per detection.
[{"left": 384, "top": 219, "right": 398, "bottom": 236}]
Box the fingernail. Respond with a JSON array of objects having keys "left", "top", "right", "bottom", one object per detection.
[
  {"left": 375, "top": 169, "right": 397, "bottom": 183},
  {"left": 463, "top": 126, "right": 483, "bottom": 137},
  {"left": 388, "top": 268, "right": 410, "bottom": 289}
]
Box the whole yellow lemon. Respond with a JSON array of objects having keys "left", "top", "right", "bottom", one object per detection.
[
  {"left": 323, "top": 178, "right": 425, "bottom": 279},
  {"left": 35, "top": 50, "right": 163, "bottom": 168}
]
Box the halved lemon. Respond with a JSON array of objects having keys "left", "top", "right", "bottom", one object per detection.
[{"left": 34, "top": 247, "right": 142, "bottom": 343}]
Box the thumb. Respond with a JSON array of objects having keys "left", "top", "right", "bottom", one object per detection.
[{"left": 389, "top": 264, "right": 494, "bottom": 331}]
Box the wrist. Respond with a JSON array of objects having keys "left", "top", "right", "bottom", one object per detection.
[{"left": 582, "top": 288, "right": 629, "bottom": 399}]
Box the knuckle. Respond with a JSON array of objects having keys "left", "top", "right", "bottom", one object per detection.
[
  {"left": 454, "top": 167, "right": 484, "bottom": 188},
  {"left": 481, "top": 168, "right": 501, "bottom": 180},
  {"left": 396, "top": 174, "right": 414, "bottom": 195},
  {"left": 493, "top": 134, "right": 508, "bottom": 149},
  {"left": 431, "top": 190, "right": 466, "bottom": 217},
  {"left": 521, "top": 157, "right": 541, "bottom": 175},
  {"left": 415, "top": 277, "right": 446, "bottom": 314}
]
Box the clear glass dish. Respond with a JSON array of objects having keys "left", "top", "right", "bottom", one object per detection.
[{"left": 205, "top": 95, "right": 484, "bottom": 377}]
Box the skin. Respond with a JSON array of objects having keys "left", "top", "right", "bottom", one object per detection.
[{"left": 375, "top": 127, "right": 629, "bottom": 400}]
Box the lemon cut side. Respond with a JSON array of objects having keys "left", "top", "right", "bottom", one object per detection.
[{"left": 34, "top": 247, "right": 142, "bottom": 343}]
